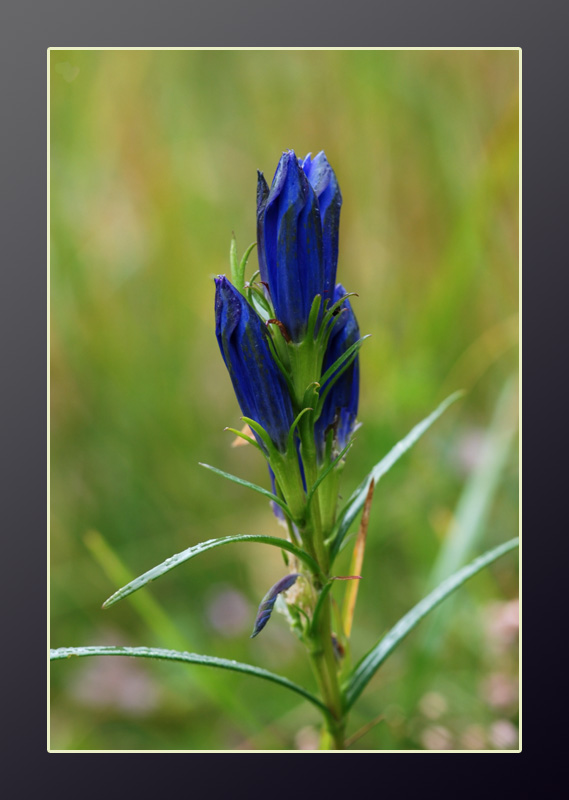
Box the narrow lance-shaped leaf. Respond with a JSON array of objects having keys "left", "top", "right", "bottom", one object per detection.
[
  {"left": 423, "top": 377, "right": 518, "bottom": 650},
  {"left": 317, "top": 335, "right": 369, "bottom": 399},
  {"left": 224, "top": 425, "right": 264, "bottom": 452},
  {"left": 309, "top": 580, "right": 334, "bottom": 636},
  {"left": 50, "top": 646, "right": 331, "bottom": 719},
  {"left": 330, "top": 391, "right": 464, "bottom": 562},
  {"left": 102, "top": 535, "right": 324, "bottom": 609},
  {"left": 251, "top": 574, "right": 300, "bottom": 638},
  {"left": 199, "top": 462, "right": 293, "bottom": 520},
  {"left": 83, "top": 530, "right": 264, "bottom": 733},
  {"left": 236, "top": 241, "right": 257, "bottom": 293},
  {"left": 306, "top": 440, "right": 353, "bottom": 509},
  {"left": 343, "top": 537, "right": 519, "bottom": 711}
]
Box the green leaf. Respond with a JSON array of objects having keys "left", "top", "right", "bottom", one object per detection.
[
  {"left": 287, "top": 406, "right": 313, "bottom": 453},
  {"left": 223, "top": 427, "right": 264, "bottom": 453},
  {"left": 247, "top": 282, "right": 273, "bottom": 318},
  {"left": 315, "top": 336, "right": 370, "bottom": 419},
  {"left": 238, "top": 241, "right": 257, "bottom": 281},
  {"left": 241, "top": 416, "right": 278, "bottom": 458},
  {"left": 320, "top": 292, "right": 359, "bottom": 341},
  {"left": 306, "top": 440, "right": 353, "bottom": 510},
  {"left": 423, "top": 378, "right": 518, "bottom": 650},
  {"left": 199, "top": 462, "right": 293, "bottom": 520},
  {"left": 230, "top": 238, "right": 256, "bottom": 294},
  {"left": 265, "top": 334, "right": 296, "bottom": 397},
  {"left": 329, "top": 391, "right": 464, "bottom": 562},
  {"left": 83, "top": 530, "right": 263, "bottom": 733},
  {"left": 102, "top": 534, "right": 323, "bottom": 608},
  {"left": 343, "top": 537, "right": 519, "bottom": 711},
  {"left": 306, "top": 293, "right": 323, "bottom": 341},
  {"left": 309, "top": 581, "right": 334, "bottom": 636},
  {"left": 319, "top": 335, "right": 370, "bottom": 390},
  {"left": 50, "top": 646, "right": 331, "bottom": 718}
]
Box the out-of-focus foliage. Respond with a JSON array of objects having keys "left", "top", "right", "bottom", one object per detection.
[{"left": 50, "top": 49, "right": 518, "bottom": 751}]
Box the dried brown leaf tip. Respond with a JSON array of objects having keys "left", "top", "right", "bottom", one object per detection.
[{"left": 231, "top": 422, "right": 255, "bottom": 448}]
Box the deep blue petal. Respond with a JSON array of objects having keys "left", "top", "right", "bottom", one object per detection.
[
  {"left": 260, "top": 151, "right": 325, "bottom": 341},
  {"left": 256, "top": 150, "right": 342, "bottom": 339},
  {"left": 256, "top": 170, "right": 270, "bottom": 286},
  {"left": 314, "top": 283, "right": 360, "bottom": 461},
  {"left": 302, "top": 151, "right": 342, "bottom": 304},
  {"left": 215, "top": 275, "right": 294, "bottom": 453}
]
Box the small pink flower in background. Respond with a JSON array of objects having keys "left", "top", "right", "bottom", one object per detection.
[
  {"left": 480, "top": 672, "right": 518, "bottom": 709},
  {"left": 489, "top": 719, "right": 518, "bottom": 749},
  {"left": 204, "top": 584, "right": 251, "bottom": 637},
  {"left": 483, "top": 599, "right": 519, "bottom": 652},
  {"left": 420, "top": 725, "right": 453, "bottom": 750}
]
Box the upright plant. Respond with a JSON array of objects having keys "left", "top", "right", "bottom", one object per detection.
[{"left": 51, "top": 150, "right": 518, "bottom": 750}]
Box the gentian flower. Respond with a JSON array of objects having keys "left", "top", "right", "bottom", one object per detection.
[
  {"left": 314, "top": 284, "right": 360, "bottom": 462},
  {"left": 257, "top": 150, "right": 342, "bottom": 342},
  {"left": 215, "top": 275, "right": 294, "bottom": 453}
]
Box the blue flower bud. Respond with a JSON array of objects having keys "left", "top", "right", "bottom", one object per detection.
[
  {"left": 300, "top": 151, "right": 342, "bottom": 302},
  {"left": 258, "top": 150, "right": 342, "bottom": 342},
  {"left": 314, "top": 284, "right": 360, "bottom": 462},
  {"left": 215, "top": 275, "right": 295, "bottom": 453},
  {"left": 250, "top": 573, "right": 300, "bottom": 638}
]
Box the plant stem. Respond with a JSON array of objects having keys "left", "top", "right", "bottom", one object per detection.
[
  {"left": 307, "top": 590, "right": 346, "bottom": 749},
  {"left": 299, "top": 414, "right": 329, "bottom": 574},
  {"left": 283, "top": 338, "right": 351, "bottom": 749}
]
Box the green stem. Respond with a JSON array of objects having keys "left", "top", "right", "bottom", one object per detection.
[
  {"left": 277, "top": 334, "right": 350, "bottom": 749},
  {"left": 307, "top": 590, "right": 346, "bottom": 749},
  {"left": 299, "top": 414, "right": 329, "bottom": 574},
  {"left": 319, "top": 466, "right": 341, "bottom": 544}
]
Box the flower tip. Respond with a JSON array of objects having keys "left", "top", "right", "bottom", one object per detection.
[
  {"left": 215, "top": 274, "right": 241, "bottom": 299},
  {"left": 281, "top": 149, "right": 301, "bottom": 169}
]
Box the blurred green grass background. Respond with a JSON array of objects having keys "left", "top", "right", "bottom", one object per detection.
[{"left": 50, "top": 49, "right": 519, "bottom": 751}]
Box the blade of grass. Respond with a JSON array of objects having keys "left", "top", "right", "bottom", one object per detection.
[
  {"left": 422, "top": 377, "right": 518, "bottom": 650},
  {"left": 330, "top": 391, "right": 464, "bottom": 562},
  {"left": 102, "top": 534, "right": 323, "bottom": 608},
  {"left": 50, "top": 646, "right": 332, "bottom": 719},
  {"left": 344, "top": 712, "right": 385, "bottom": 748},
  {"left": 84, "top": 530, "right": 189, "bottom": 651},
  {"left": 84, "top": 529, "right": 262, "bottom": 733},
  {"left": 343, "top": 537, "right": 519, "bottom": 711},
  {"left": 198, "top": 462, "right": 293, "bottom": 520}
]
